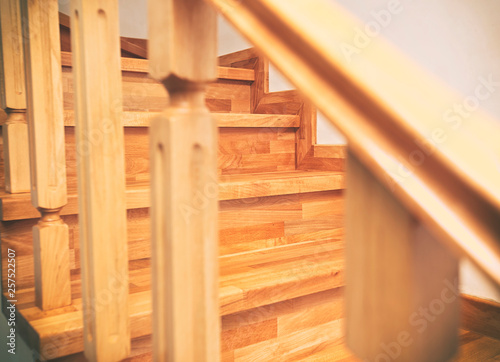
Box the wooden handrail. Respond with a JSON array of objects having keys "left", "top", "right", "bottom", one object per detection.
[{"left": 207, "top": 0, "right": 500, "bottom": 286}]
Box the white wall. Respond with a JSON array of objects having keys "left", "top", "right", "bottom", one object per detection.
[{"left": 58, "top": 1, "right": 499, "bottom": 303}]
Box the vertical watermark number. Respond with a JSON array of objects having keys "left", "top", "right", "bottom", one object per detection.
[{"left": 6, "top": 248, "right": 16, "bottom": 355}]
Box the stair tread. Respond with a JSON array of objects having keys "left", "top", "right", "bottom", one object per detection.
[
  {"left": 60, "top": 51, "right": 255, "bottom": 82},
  {"left": 0, "top": 170, "right": 344, "bottom": 221},
  {"left": 219, "top": 170, "right": 344, "bottom": 200},
  {"left": 10, "top": 240, "right": 344, "bottom": 359},
  {"left": 62, "top": 110, "right": 301, "bottom": 128}
]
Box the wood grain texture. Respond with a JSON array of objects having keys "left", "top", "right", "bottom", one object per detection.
[
  {"left": 0, "top": 171, "right": 345, "bottom": 221},
  {"left": 61, "top": 61, "right": 253, "bottom": 114},
  {"left": 62, "top": 110, "right": 299, "bottom": 128},
  {"left": 70, "top": 1, "right": 130, "bottom": 360},
  {"left": 1, "top": 189, "right": 343, "bottom": 299},
  {"left": 218, "top": 128, "right": 296, "bottom": 175},
  {"left": 255, "top": 90, "right": 302, "bottom": 115},
  {"left": 3, "top": 113, "right": 30, "bottom": 193},
  {"left": 345, "top": 151, "right": 460, "bottom": 362},
  {"left": 219, "top": 190, "right": 343, "bottom": 254},
  {"left": 298, "top": 145, "right": 346, "bottom": 172},
  {"left": 219, "top": 171, "right": 344, "bottom": 200},
  {"left": 33, "top": 215, "right": 71, "bottom": 310},
  {"left": 296, "top": 100, "right": 316, "bottom": 168},
  {"left": 55, "top": 327, "right": 500, "bottom": 362},
  {"left": 61, "top": 51, "right": 254, "bottom": 81},
  {"left": 207, "top": 0, "right": 500, "bottom": 286},
  {"left": 452, "top": 330, "right": 500, "bottom": 361},
  {"left": 3, "top": 236, "right": 343, "bottom": 359},
  {"left": 148, "top": 1, "right": 220, "bottom": 360},
  {"left": 0, "top": 0, "right": 31, "bottom": 193},
  {"left": 21, "top": 0, "right": 68, "bottom": 209},
  {"left": 21, "top": 0, "right": 72, "bottom": 310},
  {"left": 0, "top": 0, "right": 26, "bottom": 110},
  {"left": 221, "top": 47, "right": 270, "bottom": 113},
  {"left": 461, "top": 294, "right": 500, "bottom": 341},
  {"left": 44, "top": 289, "right": 346, "bottom": 362}
]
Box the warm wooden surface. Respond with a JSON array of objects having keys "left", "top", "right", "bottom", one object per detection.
[
  {"left": 148, "top": 0, "right": 220, "bottom": 360},
  {"left": 0, "top": 0, "right": 26, "bottom": 110},
  {"left": 346, "top": 151, "right": 459, "bottom": 361},
  {"left": 51, "top": 326, "right": 500, "bottom": 362},
  {"left": 208, "top": 0, "right": 500, "bottom": 287},
  {"left": 61, "top": 56, "right": 253, "bottom": 114},
  {"left": 2, "top": 114, "right": 30, "bottom": 193},
  {"left": 59, "top": 11, "right": 148, "bottom": 59},
  {"left": 295, "top": 100, "right": 316, "bottom": 168},
  {"left": 21, "top": 0, "right": 72, "bottom": 310},
  {"left": 219, "top": 189, "right": 343, "bottom": 255},
  {"left": 219, "top": 170, "right": 344, "bottom": 200},
  {"left": 22, "top": 0, "right": 68, "bottom": 210},
  {"left": 461, "top": 294, "right": 500, "bottom": 341},
  {"left": 0, "top": 171, "right": 344, "bottom": 221},
  {"left": 219, "top": 47, "right": 270, "bottom": 114},
  {"left": 255, "top": 90, "right": 303, "bottom": 115},
  {"left": 0, "top": 190, "right": 343, "bottom": 300},
  {"left": 69, "top": 1, "right": 130, "bottom": 360},
  {"left": 60, "top": 51, "right": 254, "bottom": 81},
  {"left": 62, "top": 110, "right": 299, "bottom": 128},
  {"left": 7, "top": 239, "right": 343, "bottom": 359},
  {"left": 0, "top": 0, "right": 30, "bottom": 193},
  {"left": 299, "top": 145, "right": 346, "bottom": 172}
]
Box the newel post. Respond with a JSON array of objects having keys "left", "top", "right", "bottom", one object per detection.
[
  {"left": 21, "top": 0, "right": 72, "bottom": 310},
  {"left": 70, "top": 0, "right": 130, "bottom": 360},
  {"left": 345, "top": 151, "right": 459, "bottom": 362},
  {"left": 148, "top": 0, "right": 220, "bottom": 361}
]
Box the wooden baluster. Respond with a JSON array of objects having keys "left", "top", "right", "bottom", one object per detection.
[
  {"left": 148, "top": 0, "right": 220, "bottom": 361},
  {"left": 0, "top": 0, "right": 30, "bottom": 193},
  {"left": 70, "top": 1, "right": 130, "bottom": 360},
  {"left": 345, "top": 151, "right": 459, "bottom": 362},
  {"left": 20, "top": 0, "right": 71, "bottom": 310}
]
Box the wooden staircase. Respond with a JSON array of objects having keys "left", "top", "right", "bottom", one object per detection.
[
  {"left": 0, "top": 46, "right": 348, "bottom": 360},
  {"left": 2, "top": 2, "right": 499, "bottom": 361}
]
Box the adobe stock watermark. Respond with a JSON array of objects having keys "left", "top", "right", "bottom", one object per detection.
[
  {"left": 386, "top": 74, "right": 500, "bottom": 190},
  {"left": 365, "top": 278, "right": 459, "bottom": 362},
  {"left": 340, "top": 0, "right": 409, "bottom": 62}
]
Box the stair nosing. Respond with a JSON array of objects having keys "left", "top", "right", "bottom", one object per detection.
[
  {"left": 62, "top": 110, "right": 300, "bottom": 128},
  {"left": 0, "top": 171, "right": 344, "bottom": 221},
  {"left": 60, "top": 51, "right": 255, "bottom": 82}
]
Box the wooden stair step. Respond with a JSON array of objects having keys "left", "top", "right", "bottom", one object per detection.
[
  {"left": 219, "top": 170, "right": 344, "bottom": 201},
  {"left": 0, "top": 171, "right": 344, "bottom": 221},
  {"left": 60, "top": 51, "right": 256, "bottom": 82},
  {"left": 9, "top": 239, "right": 344, "bottom": 360},
  {"left": 62, "top": 110, "right": 300, "bottom": 128}
]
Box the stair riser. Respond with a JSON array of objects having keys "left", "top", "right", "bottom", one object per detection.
[
  {"left": 1, "top": 190, "right": 343, "bottom": 297},
  {"left": 34, "top": 288, "right": 343, "bottom": 361},
  {"left": 62, "top": 66, "right": 253, "bottom": 114},
  {"left": 221, "top": 288, "right": 344, "bottom": 361},
  {"left": 61, "top": 126, "right": 297, "bottom": 191},
  {"left": 0, "top": 125, "right": 299, "bottom": 220}
]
